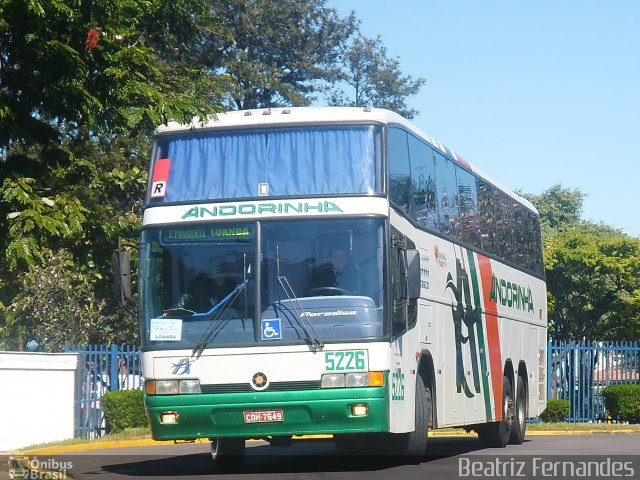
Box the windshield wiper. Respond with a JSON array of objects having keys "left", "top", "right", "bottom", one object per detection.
[
  {"left": 191, "top": 276, "right": 252, "bottom": 359},
  {"left": 274, "top": 245, "right": 323, "bottom": 351},
  {"left": 276, "top": 275, "right": 324, "bottom": 352}
]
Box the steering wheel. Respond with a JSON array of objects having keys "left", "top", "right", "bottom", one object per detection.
[{"left": 305, "top": 286, "right": 353, "bottom": 296}]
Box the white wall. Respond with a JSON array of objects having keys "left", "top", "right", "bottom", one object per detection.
[{"left": 0, "top": 352, "right": 78, "bottom": 452}]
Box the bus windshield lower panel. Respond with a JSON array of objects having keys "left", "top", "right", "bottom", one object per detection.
[{"left": 139, "top": 218, "right": 386, "bottom": 348}]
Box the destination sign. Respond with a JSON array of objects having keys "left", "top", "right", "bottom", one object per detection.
[{"left": 162, "top": 226, "right": 254, "bottom": 243}]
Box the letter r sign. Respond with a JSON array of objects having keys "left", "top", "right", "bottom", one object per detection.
[
  {"left": 150, "top": 158, "right": 171, "bottom": 198},
  {"left": 151, "top": 181, "right": 166, "bottom": 198}
]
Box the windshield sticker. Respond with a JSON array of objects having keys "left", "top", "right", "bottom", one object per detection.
[
  {"left": 150, "top": 317, "right": 182, "bottom": 341},
  {"left": 261, "top": 319, "right": 282, "bottom": 340}
]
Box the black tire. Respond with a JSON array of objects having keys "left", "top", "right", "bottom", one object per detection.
[
  {"left": 396, "top": 375, "right": 430, "bottom": 460},
  {"left": 509, "top": 377, "right": 527, "bottom": 445},
  {"left": 210, "top": 437, "right": 245, "bottom": 469},
  {"left": 478, "top": 376, "right": 513, "bottom": 448}
]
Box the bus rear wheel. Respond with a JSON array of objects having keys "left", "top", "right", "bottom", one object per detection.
[
  {"left": 477, "top": 376, "right": 513, "bottom": 448},
  {"left": 210, "top": 437, "right": 245, "bottom": 469},
  {"left": 509, "top": 378, "right": 527, "bottom": 445}
]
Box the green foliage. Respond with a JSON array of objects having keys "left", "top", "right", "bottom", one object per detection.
[
  {"left": 4, "top": 249, "right": 137, "bottom": 350},
  {"left": 0, "top": 0, "right": 426, "bottom": 350},
  {"left": 603, "top": 384, "right": 640, "bottom": 423},
  {"left": 329, "top": 34, "right": 426, "bottom": 119},
  {"left": 0, "top": 0, "right": 222, "bottom": 147},
  {"left": 539, "top": 399, "right": 571, "bottom": 423},
  {"left": 544, "top": 227, "right": 640, "bottom": 340},
  {"left": 523, "top": 184, "right": 585, "bottom": 235},
  {"left": 101, "top": 390, "right": 148, "bottom": 433},
  {"left": 522, "top": 185, "right": 640, "bottom": 341},
  {"left": 208, "top": 0, "right": 357, "bottom": 109}
]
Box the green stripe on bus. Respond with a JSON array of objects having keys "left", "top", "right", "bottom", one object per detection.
[{"left": 466, "top": 249, "right": 493, "bottom": 421}]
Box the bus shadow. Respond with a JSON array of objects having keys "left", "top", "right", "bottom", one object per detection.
[{"left": 101, "top": 436, "right": 496, "bottom": 477}]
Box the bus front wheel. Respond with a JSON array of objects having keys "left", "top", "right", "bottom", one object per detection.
[
  {"left": 395, "top": 374, "right": 430, "bottom": 460},
  {"left": 210, "top": 437, "right": 245, "bottom": 469}
]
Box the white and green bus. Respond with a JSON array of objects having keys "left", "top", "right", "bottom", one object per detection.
[{"left": 139, "top": 107, "right": 547, "bottom": 466}]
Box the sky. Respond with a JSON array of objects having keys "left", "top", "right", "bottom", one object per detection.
[{"left": 327, "top": 1, "right": 640, "bottom": 237}]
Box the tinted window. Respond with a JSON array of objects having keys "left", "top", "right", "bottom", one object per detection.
[
  {"left": 494, "top": 190, "right": 516, "bottom": 263},
  {"left": 388, "top": 128, "right": 412, "bottom": 213},
  {"left": 434, "top": 152, "right": 459, "bottom": 238},
  {"left": 409, "top": 134, "right": 438, "bottom": 230},
  {"left": 456, "top": 166, "right": 481, "bottom": 247}
]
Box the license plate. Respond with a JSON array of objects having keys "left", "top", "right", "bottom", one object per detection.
[{"left": 243, "top": 409, "right": 284, "bottom": 423}]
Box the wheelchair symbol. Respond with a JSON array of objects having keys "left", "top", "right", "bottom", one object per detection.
[{"left": 261, "top": 319, "right": 282, "bottom": 340}]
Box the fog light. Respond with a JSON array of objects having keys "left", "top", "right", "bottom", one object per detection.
[
  {"left": 160, "top": 411, "right": 179, "bottom": 424},
  {"left": 351, "top": 403, "right": 369, "bottom": 416}
]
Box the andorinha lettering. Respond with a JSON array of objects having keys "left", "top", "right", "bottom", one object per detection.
[
  {"left": 181, "top": 201, "right": 343, "bottom": 219},
  {"left": 489, "top": 274, "right": 534, "bottom": 312}
]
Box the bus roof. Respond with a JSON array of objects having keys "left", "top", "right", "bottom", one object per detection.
[{"left": 156, "top": 107, "right": 537, "bottom": 214}]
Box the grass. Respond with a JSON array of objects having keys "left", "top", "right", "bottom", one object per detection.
[
  {"left": 16, "top": 428, "right": 152, "bottom": 453},
  {"left": 527, "top": 422, "right": 640, "bottom": 432}
]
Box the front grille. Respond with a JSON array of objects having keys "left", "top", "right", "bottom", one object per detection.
[{"left": 200, "top": 380, "right": 321, "bottom": 394}]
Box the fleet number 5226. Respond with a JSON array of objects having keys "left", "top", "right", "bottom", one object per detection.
[{"left": 325, "top": 350, "right": 366, "bottom": 371}]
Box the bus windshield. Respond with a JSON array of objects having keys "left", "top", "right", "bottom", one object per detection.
[
  {"left": 149, "top": 125, "right": 382, "bottom": 204},
  {"left": 139, "top": 218, "right": 386, "bottom": 349}
]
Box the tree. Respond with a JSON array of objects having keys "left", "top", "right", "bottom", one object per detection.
[
  {"left": 0, "top": 0, "right": 225, "bottom": 350},
  {"left": 329, "top": 34, "right": 426, "bottom": 119},
  {"left": 545, "top": 227, "right": 640, "bottom": 340},
  {"left": 523, "top": 185, "right": 640, "bottom": 340},
  {"left": 205, "top": 0, "right": 357, "bottom": 109},
  {"left": 520, "top": 184, "right": 585, "bottom": 236}
]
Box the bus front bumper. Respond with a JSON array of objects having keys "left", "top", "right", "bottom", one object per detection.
[{"left": 145, "top": 386, "right": 388, "bottom": 440}]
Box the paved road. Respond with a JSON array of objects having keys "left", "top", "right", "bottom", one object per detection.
[{"left": 7, "top": 434, "right": 640, "bottom": 480}]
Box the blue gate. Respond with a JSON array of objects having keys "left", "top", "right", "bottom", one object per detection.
[
  {"left": 547, "top": 340, "right": 640, "bottom": 422},
  {"left": 65, "top": 344, "right": 143, "bottom": 438}
]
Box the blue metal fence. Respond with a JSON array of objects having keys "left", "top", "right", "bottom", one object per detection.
[
  {"left": 64, "top": 344, "right": 143, "bottom": 438},
  {"left": 64, "top": 341, "right": 639, "bottom": 438},
  {"left": 547, "top": 340, "right": 640, "bottom": 422}
]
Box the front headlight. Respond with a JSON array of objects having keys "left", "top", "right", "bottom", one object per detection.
[
  {"left": 156, "top": 380, "right": 179, "bottom": 395},
  {"left": 346, "top": 372, "right": 369, "bottom": 387},
  {"left": 321, "top": 373, "right": 346, "bottom": 388},
  {"left": 179, "top": 379, "right": 201, "bottom": 394},
  {"left": 320, "top": 371, "right": 384, "bottom": 388},
  {"left": 150, "top": 379, "right": 201, "bottom": 395}
]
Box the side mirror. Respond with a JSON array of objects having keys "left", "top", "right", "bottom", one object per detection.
[{"left": 406, "top": 249, "right": 421, "bottom": 299}]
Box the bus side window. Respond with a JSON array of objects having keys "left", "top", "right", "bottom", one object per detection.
[
  {"left": 434, "top": 151, "right": 459, "bottom": 238},
  {"left": 409, "top": 134, "right": 438, "bottom": 230},
  {"left": 388, "top": 127, "right": 413, "bottom": 213}
]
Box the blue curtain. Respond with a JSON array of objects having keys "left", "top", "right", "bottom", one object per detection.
[{"left": 157, "top": 126, "right": 379, "bottom": 203}]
